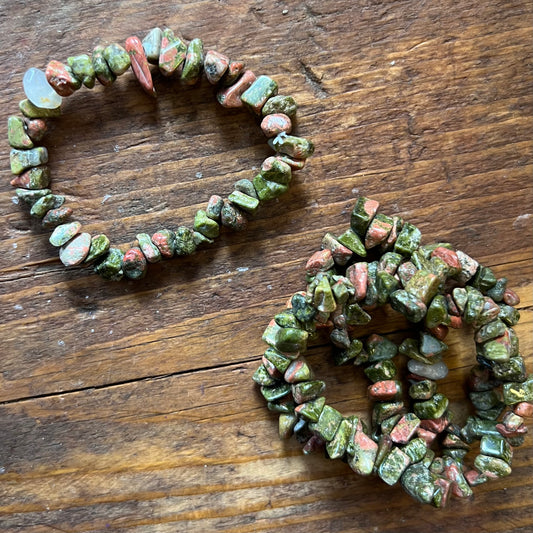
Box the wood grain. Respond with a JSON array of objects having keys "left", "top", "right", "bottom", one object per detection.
[{"left": 1, "top": 1, "right": 532, "bottom": 531}]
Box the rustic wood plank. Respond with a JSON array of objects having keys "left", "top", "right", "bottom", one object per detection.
[{"left": 0, "top": 0, "right": 532, "bottom": 531}]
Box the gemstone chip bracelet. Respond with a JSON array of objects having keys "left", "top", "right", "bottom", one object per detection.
[
  {"left": 253, "top": 196, "right": 531, "bottom": 507},
  {"left": 8, "top": 27, "right": 314, "bottom": 281}
]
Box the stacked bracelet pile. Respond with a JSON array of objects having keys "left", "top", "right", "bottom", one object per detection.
[
  {"left": 8, "top": 27, "right": 314, "bottom": 281},
  {"left": 253, "top": 196, "right": 531, "bottom": 507}
]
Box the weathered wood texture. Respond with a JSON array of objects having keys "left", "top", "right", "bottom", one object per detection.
[{"left": 1, "top": 0, "right": 532, "bottom": 531}]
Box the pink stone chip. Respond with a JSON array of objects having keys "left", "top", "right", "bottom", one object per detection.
[
  {"left": 346, "top": 262, "right": 368, "bottom": 301},
  {"left": 305, "top": 249, "right": 334, "bottom": 276},
  {"left": 45, "top": 60, "right": 79, "bottom": 97},
  {"left": 514, "top": 401, "right": 533, "bottom": 418},
  {"left": 59, "top": 232, "right": 91, "bottom": 266},
  {"left": 367, "top": 380, "right": 401, "bottom": 401},
  {"left": 365, "top": 216, "right": 393, "bottom": 249},
  {"left": 503, "top": 288, "right": 520, "bottom": 306},
  {"left": 216, "top": 70, "right": 256, "bottom": 108},
  {"left": 125, "top": 35, "right": 155, "bottom": 97},
  {"left": 204, "top": 50, "right": 230, "bottom": 84},
  {"left": 390, "top": 414, "right": 420, "bottom": 444},
  {"left": 431, "top": 247, "right": 461, "bottom": 271},
  {"left": 261, "top": 113, "right": 292, "bottom": 138}
]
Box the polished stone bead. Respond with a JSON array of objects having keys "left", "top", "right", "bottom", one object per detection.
[
  {"left": 503, "top": 376, "right": 533, "bottom": 405},
  {"left": 480, "top": 434, "right": 512, "bottom": 464},
  {"left": 103, "top": 43, "right": 131, "bottom": 75},
  {"left": 181, "top": 38, "right": 204, "bottom": 85},
  {"left": 498, "top": 304, "right": 520, "bottom": 326},
  {"left": 419, "top": 332, "right": 448, "bottom": 359},
  {"left": 309, "top": 405, "right": 342, "bottom": 441},
  {"left": 217, "top": 70, "right": 256, "bottom": 107},
  {"left": 261, "top": 113, "right": 292, "bottom": 137},
  {"left": 275, "top": 326, "right": 308, "bottom": 354},
  {"left": 443, "top": 457, "right": 473, "bottom": 498},
  {"left": 274, "top": 310, "right": 300, "bottom": 329},
  {"left": 10, "top": 166, "right": 50, "bottom": 189},
  {"left": 365, "top": 213, "right": 393, "bottom": 248},
  {"left": 284, "top": 357, "right": 314, "bottom": 383},
  {"left": 279, "top": 413, "right": 298, "bottom": 439},
  {"left": 346, "top": 262, "right": 368, "bottom": 300},
  {"left": 94, "top": 248, "right": 124, "bottom": 281},
  {"left": 290, "top": 293, "right": 317, "bottom": 323},
  {"left": 45, "top": 60, "right": 81, "bottom": 96},
  {"left": 84, "top": 234, "right": 110, "bottom": 263},
  {"left": 425, "top": 294, "right": 449, "bottom": 329},
  {"left": 390, "top": 413, "right": 420, "bottom": 444},
  {"left": 142, "top": 27, "right": 163, "bottom": 64},
  {"left": 292, "top": 380, "right": 326, "bottom": 404},
  {"left": 252, "top": 365, "right": 277, "bottom": 386},
  {"left": 194, "top": 209, "right": 220, "bottom": 239},
  {"left": 176, "top": 226, "right": 199, "bottom": 255},
  {"left": 67, "top": 54, "right": 96, "bottom": 88},
  {"left": 23, "top": 67, "right": 63, "bottom": 109},
  {"left": 203, "top": 49, "right": 229, "bottom": 83},
  {"left": 125, "top": 36, "right": 155, "bottom": 96},
  {"left": 430, "top": 246, "right": 461, "bottom": 275},
  {"left": 368, "top": 380, "right": 402, "bottom": 401},
  {"left": 59, "top": 232, "right": 91, "bottom": 266},
  {"left": 503, "top": 288, "right": 520, "bottom": 306},
  {"left": 49, "top": 221, "right": 82, "bottom": 247},
  {"left": 461, "top": 417, "right": 499, "bottom": 443},
  {"left": 263, "top": 347, "right": 292, "bottom": 374},
  {"left": 261, "top": 382, "right": 291, "bottom": 402},
  {"left": 24, "top": 117, "right": 48, "bottom": 142},
  {"left": 137, "top": 233, "right": 161, "bottom": 263},
  {"left": 347, "top": 430, "right": 378, "bottom": 476},
  {"left": 394, "top": 222, "right": 421, "bottom": 256},
  {"left": 403, "top": 437, "right": 428, "bottom": 464},
  {"left": 482, "top": 336, "right": 512, "bottom": 363},
  {"left": 334, "top": 338, "right": 363, "bottom": 365},
  {"left": 122, "top": 247, "right": 147, "bottom": 279},
  {"left": 364, "top": 360, "right": 397, "bottom": 382},
  {"left": 464, "top": 286, "right": 485, "bottom": 324},
  {"left": 220, "top": 60, "right": 245, "bottom": 86},
  {"left": 455, "top": 250, "right": 479, "bottom": 284},
  {"left": 227, "top": 190, "right": 259, "bottom": 215},
  {"left": 306, "top": 249, "right": 334, "bottom": 276},
  {"left": 486, "top": 277, "right": 507, "bottom": 302},
  {"left": 474, "top": 454, "right": 511, "bottom": 478},
  {"left": 409, "top": 379, "right": 437, "bottom": 400},
  {"left": 475, "top": 319, "right": 506, "bottom": 343},
  {"left": 378, "top": 251, "right": 403, "bottom": 275},
  {"left": 42, "top": 206, "right": 73, "bottom": 229},
  {"left": 152, "top": 229, "right": 176, "bottom": 257},
  {"left": 349, "top": 197, "right": 379, "bottom": 237},
  {"left": 276, "top": 153, "right": 306, "bottom": 170},
  {"left": 16, "top": 187, "right": 51, "bottom": 205},
  {"left": 295, "top": 396, "right": 326, "bottom": 422},
  {"left": 390, "top": 290, "right": 427, "bottom": 323},
  {"left": 313, "top": 275, "right": 336, "bottom": 313},
  {"left": 7, "top": 116, "right": 33, "bottom": 149},
  {"left": 372, "top": 401, "right": 405, "bottom": 425},
  {"left": 268, "top": 134, "right": 314, "bottom": 159},
  {"left": 242, "top": 75, "right": 278, "bottom": 114},
  {"left": 262, "top": 94, "right": 298, "bottom": 117},
  {"left": 491, "top": 356, "right": 525, "bottom": 383},
  {"left": 366, "top": 334, "right": 398, "bottom": 363},
  {"left": 252, "top": 174, "right": 288, "bottom": 200},
  {"left": 19, "top": 98, "right": 61, "bottom": 118},
  {"left": 336, "top": 229, "right": 367, "bottom": 257},
  {"left": 400, "top": 338, "right": 434, "bottom": 365},
  {"left": 472, "top": 265, "right": 497, "bottom": 293},
  {"left": 376, "top": 271, "right": 399, "bottom": 304},
  {"left": 159, "top": 28, "right": 187, "bottom": 76},
  {"left": 413, "top": 393, "right": 449, "bottom": 419},
  {"left": 380, "top": 414, "right": 402, "bottom": 436},
  {"left": 514, "top": 401, "right": 533, "bottom": 418},
  {"left": 30, "top": 194, "right": 57, "bottom": 218},
  {"left": 92, "top": 45, "right": 116, "bottom": 86},
  {"left": 364, "top": 262, "right": 378, "bottom": 308},
  {"left": 401, "top": 463, "right": 436, "bottom": 504},
  {"left": 220, "top": 200, "right": 247, "bottom": 231},
  {"left": 326, "top": 418, "right": 352, "bottom": 459},
  {"left": 10, "top": 147, "right": 48, "bottom": 175},
  {"left": 331, "top": 278, "right": 354, "bottom": 305},
  {"left": 344, "top": 302, "right": 371, "bottom": 325},
  {"left": 405, "top": 269, "right": 440, "bottom": 305},
  {"left": 397, "top": 260, "right": 417, "bottom": 287},
  {"left": 378, "top": 446, "right": 411, "bottom": 486}
]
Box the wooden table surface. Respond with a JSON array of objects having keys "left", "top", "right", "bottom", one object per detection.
[{"left": 1, "top": 1, "right": 532, "bottom": 532}]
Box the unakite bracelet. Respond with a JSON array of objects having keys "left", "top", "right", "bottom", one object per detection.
[
  {"left": 253, "top": 196, "right": 531, "bottom": 507},
  {"left": 8, "top": 27, "right": 314, "bottom": 281}
]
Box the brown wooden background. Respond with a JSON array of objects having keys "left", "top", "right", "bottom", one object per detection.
[{"left": 1, "top": 1, "right": 532, "bottom": 531}]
